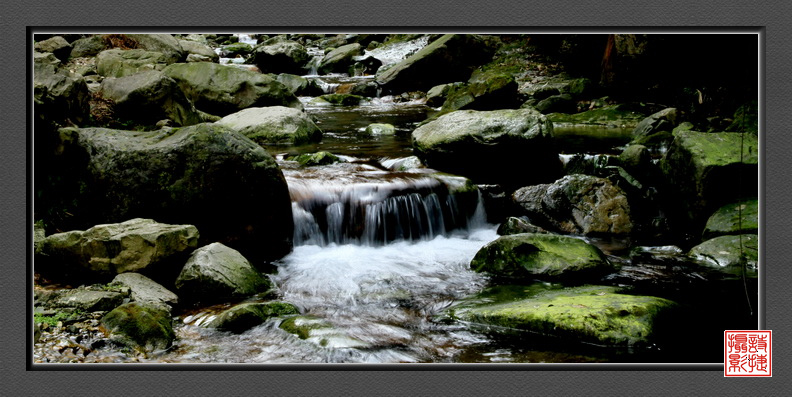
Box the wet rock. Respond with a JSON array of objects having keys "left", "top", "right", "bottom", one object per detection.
[
  {"left": 318, "top": 43, "right": 362, "bottom": 74},
  {"left": 425, "top": 82, "right": 465, "bottom": 107},
  {"left": 632, "top": 107, "right": 678, "bottom": 138},
  {"left": 381, "top": 156, "right": 423, "bottom": 171},
  {"left": 450, "top": 285, "right": 676, "bottom": 346},
  {"left": 100, "top": 70, "right": 204, "bottom": 126},
  {"left": 112, "top": 273, "right": 179, "bottom": 307},
  {"left": 217, "top": 106, "right": 322, "bottom": 146},
  {"left": 95, "top": 49, "right": 170, "bottom": 78},
  {"left": 37, "top": 288, "right": 125, "bottom": 312},
  {"left": 178, "top": 40, "right": 219, "bottom": 62},
  {"left": 39, "top": 218, "right": 199, "bottom": 275},
  {"left": 162, "top": 62, "right": 301, "bottom": 116},
  {"left": 291, "top": 151, "right": 343, "bottom": 167},
  {"left": 546, "top": 104, "right": 646, "bottom": 128},
  {"left": 364, "top": 123, "right": 396, "bottom": 135},
  {"left": 43, "top": 123, "right": 293, "bottom": 263},
  {"left": 376, "top": 34, "right": 495, "bottom": 94},
  {"left": 659, "top": 130, "right": 758, "bottom": 227},
  {"left": 471, "top": 233, "right": 614, "bottom": 280},
  {"left": 205, "top": 301, "right": 299, "bottom": 333},
  {"left": 349, "top": 55, "right": 382, "bottom": 76},
  {"left": 513, "top": 174, "right": 634, "bottom": 236},
  {"left": 497, "top": 217, "right": 548, "bottom": 235},
  {"left": 124, "top": 34, "right": 186, "bottom": 64},
  {"left": 618, "top": 144, "right": 651, "bottom": 176},
  {"left": 276, "top": 74, "right": 323, "bottom": 96},
  {"left": 175, "top": 243, "right": 272, "bottom": 303},
  {"left": 477, "top": 184, "right": 510, "bottom": 224},
  {"left": 629, "top": 245, "right": 687, "bottom": 266},
  {"left": 436, "top": 69, "right": 520, "bottom": 115},
  {"left": 689, "top": 234, "right": 759, "bottom": 276},
  {"left": 100, "top": 302, "right": 174, "bottom": 352},
  {"left": 217, "top": 43, "right": 253, "bottom": 58},
  {"left": 251, "top": 39, "right": 309, "bottom": 74},
  {"left": 315, "top": 93, "right": 365, "bottom": 106},
  {"left": 280, "top": 316, "right": 370, "bottom": 348},
  {"left": 35, "top": 36, "right": 72, "bottom": 62},
  {"left": 703, "top": 200, "right": 758, "bottom": 239},
  {"left": 411, "top": 108, "right": 559, "bottom": 186}
]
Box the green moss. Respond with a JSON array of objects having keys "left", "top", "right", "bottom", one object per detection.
[
  {"left": 317, "top": 93, "right": 365, "bottom": 106},
  {"left": 547, "top": 105, "right": 646, "bottom": 128},
  {"left": 668, "top": 130, "right": 759, "bottom": 168},
  {"left": 206, "top": 301, "right": 299, "bottom": 333},
  {"left": 452, "top": 285, "right": 676, "bottom": 346},
  {"left": 703, "top": 200, "right": 759, "bottom": 238},
  {"left": 100, "top": 302, "right": 174, "bottom": 351},
  {"left": 279, "top": 315, "right": 332, "bottom": 339},
  {"left": 34, "top": 309, "right": 84, "bottom": 327},
  {"left": 290, "top": 151, "right": 342, "bottom": 166}
]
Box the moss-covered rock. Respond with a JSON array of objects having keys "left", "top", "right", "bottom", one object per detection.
[
  {"left": 689, "top": 234, "right": 759, "bottom": 276},
  {"left": 291, "top": 151, "right": 343, "bottom": 166},
  {"left": 435, "top": 69, "right": 520, "bottom": 116},
  {"left": 100, "top": 70, "right": 204, "bottom": 126},
  {"left": 100, "top": 302, "right": 175, "bottom": 352},
  {"left": 425, "top": 82, "right": 465, "bottom": 107},
  {"left": 659, "top": 130, "right": 758, "bottom": 227},
  {"left": 375, "top": 34, "right": 496, "bottom": 94},
  {"left": 364, "top": 123, "right": 396, "bottom": 135},
  {"left": 471, "top": 233, "right": 614, "bottom": 280},
  {"left": 316, "top": 93, "right": 365, "bottom": 106},
  {"left": 703, "top": 200, "right": 758, "bottom": 239},
  {"left": 276, "top": 73, "right": 324, "bottom": 96},
  {"left": 631, "top": 107, "right": 678, "bottom": 138},
  {"left": 411, "top": 108, "right": 559, "bottom": 186},
  {"left": 251, "top": 39, "right": 309, "bottom": 74},
  {"left": 318, "top": 43, "right": 362, "bottom": 74},
  {"left": 69, "top": 35, "right": 108, "bottom": 59},
  {"left": 512, "top": 174, "right": 633, "bottom": 236},
  {"left": 178, "top": 40, "right": 220, "bottom": 62},
  {"left": 449, "top": 285, "right": 676, "bottom": 346},
  {"left": 34, "top": 36, "right": 72, "bottom": 62},
  {"left": 218, "top": 42, "right": 253, "bottom": 58},
  {"left": 547, "top": 104, "right": 646, "bottom": 128},
  {"left": 41, "top": 124, "right": 294, "bottom": 264},
  {"left": 205, "top": 301, "right": 299, "bottom": 333},
  {"left": 39, "top": 218, "right": 199, "bottom": 275},
  {"left": 124, "top": 34, "right": 186, "bottom": 64},
  {"left": 279, "top": 315, "right": 369, "bottom": 348},
  {"left": 216, "top": 106, "right": 322, "bottom": 145},
  {"left": 162, "top": 62, "right": 301, "bottom": 116},
  {"left": 95, "top": 48, "right": 170, "bottom": 78},
  {"left": 496, "top": 217, "right": 548, "bottom": 235},
  {"left": 175, "top": 243, "right": 271, "bottom": 303}
]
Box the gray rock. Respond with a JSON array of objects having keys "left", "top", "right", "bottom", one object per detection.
[
  {"left": 40, "top": 289, "right": 126, "bottom": 312},
  {"left": 217, "top": 106, "right": 322, "bottom": 145},
  {"left": 112, "top": 272, "right": 179, "bottom": 306},
  {"left": 318, "top": 43, "right": 362, "bottom": 74},
  {"left": 124, "top": 34, "right": 186, "bottom": 63},
  {"left": 632, "top": 107, "right": 677, "bottom": 138},
  {"left": 178, "top": 40, "right": 219, "bottom": 62},
  {"left": 69, "top": 35, "right": 108, "bottom": 59},
  {"left": 95, "top": 48, "right": 170, "bottom": 77},
  {"left": 39, "top": 218, "right": 199, "bottom": 275},
  {"left": 100, "top": 70, "right": 204, "bottom": 126},
  {"left": 35, "top": 36, "right": 72, "bottom": 62},
  {"left": 251, "top": 39, "right": 309, "bottom": 74},
  {"left": 204, "top": 301, "right": 299, "bottom": 333},
  {"left": 175, "top": 243, "right": 271, "bottom": 302},
  {"left": 497, "top": 217, "right": 548, "bottom": 235},
  {"left": 364, "top": 123, "right": 396, "bottom": 135}
]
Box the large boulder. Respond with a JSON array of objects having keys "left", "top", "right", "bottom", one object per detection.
[
  {"left": 175, "top": 243, "right": 271, "bottom": 302},
  {"left": 124, "top": 34, "right": 186, "bottom": 64},
  {"left": 702, "top": 200, "right": 759, "bottom": 239},
  {"left": 318, "top": 43, "right": 362, "bottom": 74},
  {"left": 204, "top": 301, "right": 299, "bottom": 333},
  {"left": 275, "top": 73, "right": 324, "bottom": 96},
  {"left": 688, "top": 234, "right": 759, "bottom": 277},
  {"left": 100, "top": 302, "right": 175, "bottom": 352},
  {"left": 659, "top": 130, "right": 758, "bottom": 228},
  {"left": 375, "top": 34, "right": 495, "bottom": 94},
  {"left": 471, "top": 233, "right": 614, "bottom": 280},
  {"left": 69, "top": 35, "right": 108, "bottom": 59},
  {"left": 251, "top": 39, "right": 309, "bottom": 74},
  {"left": 100, "top": 70, "right": 204, "bottom": 126},
  {"left": 632, "top": 107, "right": 678, "bottom": 138},
  {"left": 112, "top": 272, "right": 179, "bottom": 307},
  {"left": 513, "top": 174, "right": 634, "bottom": 236},
  {"left": 40, "top": 123, "right": 294, "bottom": 263},
  {"left": 436, "top": 69, "right": 519, "bottom": 116},
  {"left": 449, "top": 285, "right": 676, "bottom": 346},
  {"left": 216, "top": 106, "right": 322, "bottom": 145},
  {"left": 34, "top": 63, "right": 90, "bottom": 127},
  {"left": 162, "top": 62, "right": 301, "bottom": 116},
  {"left": 38, "top": 218, "right": 199, "bottom": 276},
  {"left": 95, "top": 48, "right": 170, "bottom": 78},
  {"left": 411, "top": 108, "right": 559, "bottom": 186},
  {"left": 34, "top": 36, "right": 72, "bottom": 62}
]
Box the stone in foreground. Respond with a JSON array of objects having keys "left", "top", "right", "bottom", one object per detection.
[
  {"left": 100, "top": 302, "right": 175, "bottom": 352},
  {"left": 205, "top": 301, "right": 300, "bottom": 333},
  {"left": 451, "top": 285, "right": 676, "bottom": 346},
  {"left": 175, "top": 243, "right": 271, "bottom": 303}
]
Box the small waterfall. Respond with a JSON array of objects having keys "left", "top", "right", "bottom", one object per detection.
[{"left": 289, "top": 176, "right": 485, "bottom": 247}]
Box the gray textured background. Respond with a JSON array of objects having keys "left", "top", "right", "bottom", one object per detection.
[{"left": 3, "top": 0, "right": 789, "bottom": 394}]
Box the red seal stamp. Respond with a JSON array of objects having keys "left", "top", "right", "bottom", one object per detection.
[{"left": 725, "top": 330, "right": 772, "bottom": 377}]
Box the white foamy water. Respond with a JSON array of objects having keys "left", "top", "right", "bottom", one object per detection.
[{"left": 365, "top": 35, "right": 430, "bottom": 66}]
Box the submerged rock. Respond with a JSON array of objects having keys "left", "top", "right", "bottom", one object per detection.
[
  {"left": 43, "top": 123, "right": 294, "bottom": 263},
  {"left": 702, "top": 200, "right": 758, "bottom": 239},
  {"left": 279, "top": 316, "right": 370, "bottom": 349},
  {"left": 513, "top": 174, "right": 634, "bottom": 236},
  {"left": 216, "top": 106, "right": 322, "bottom": 145},
  {"left": 163, "top": 62, "right": 301, "bottom": 116},
  {"left": 471, "top": 233, "right": 614, "bottom": 280},
  {"left": 39, "top": 218, "right": 198, "bottom": 276},
  {"left": 411, "top": 108, "right": 559, "bottom": 186},
  {"left": 659, "top": 130, "right": 758, "bottom": 227},
  {"left": 450, "top": 285, "right": 676, "bottom": 346},
  {"left": 205, "top": 301, "right": 299, "bottom": 333},
  {"left": 175, "top": 243, "right": 271, "bottom": 303},
  {"left": 100, "top": 302, "right": 175, "bottom": 352}
]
